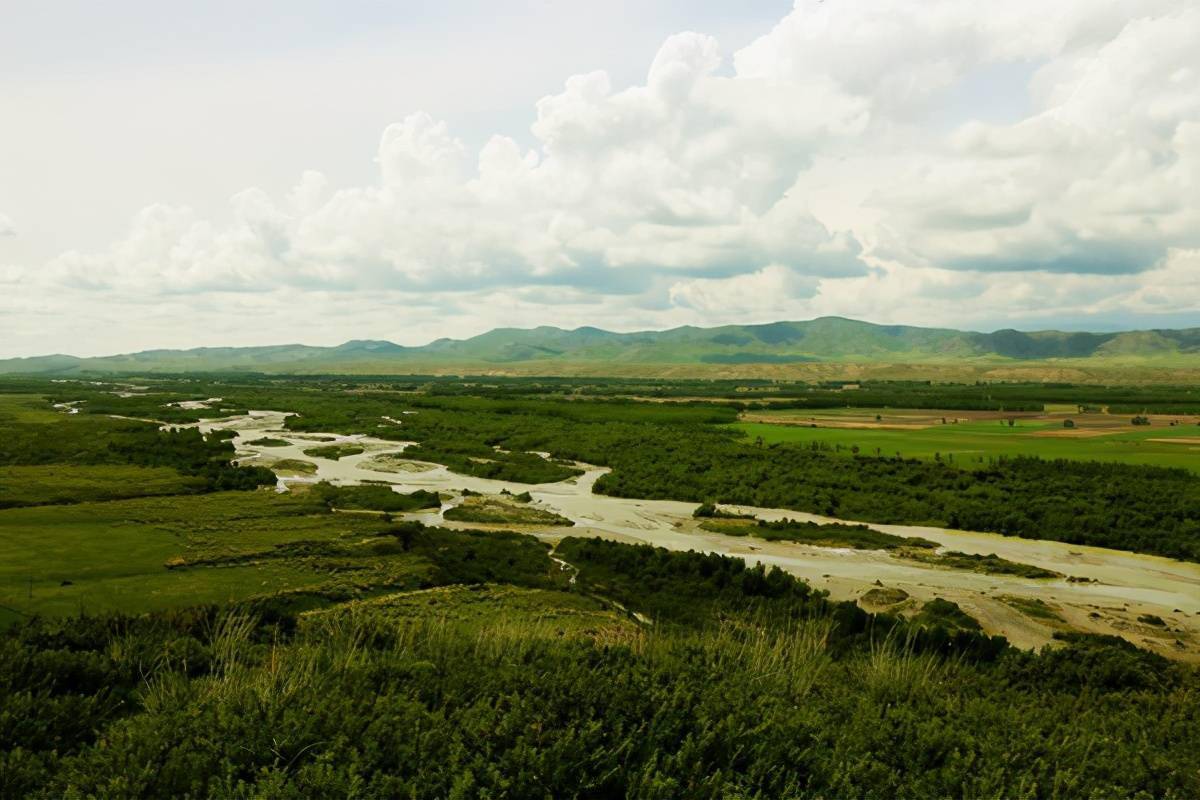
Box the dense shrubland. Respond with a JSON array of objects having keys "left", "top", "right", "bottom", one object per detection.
[{"left": 2, "top": 534, "right": 1196, "bottom": 799}]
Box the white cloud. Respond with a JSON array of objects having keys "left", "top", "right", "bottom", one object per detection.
[
  {"left": 0, "top": 213, "right": 14, "bottom": 237},
  {"left": 4, "top": 0, "right": 1200, "bottom": 355},
  {"left": 862, "top": 7, "right": 1200, "bottom": 275},
  {"left": 669, "top": 264, "right": 819, "bottom": 315}
]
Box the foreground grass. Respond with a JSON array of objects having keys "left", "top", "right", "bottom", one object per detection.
[{"left": 2, "top": 595, "right": 1195, "bottom": 798}]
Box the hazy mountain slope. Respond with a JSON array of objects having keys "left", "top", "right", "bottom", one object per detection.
[{"left": 2, "top": 317, "right": 1198, "bottom": 374}]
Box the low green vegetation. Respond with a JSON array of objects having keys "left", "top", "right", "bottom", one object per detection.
[
  {"left": 264, "top": 458, "right": 317, "bottom": 476},
  {"left": 693, "top": 502, "right": 756, "bottom": 519},
  {"left": 860, "top": 585, "right": 910, "bottom": 606},
  {"left": 443, "top": 494, "right": 574, "bottom": 526},
  {"left": 246, "top": 436, "right": 289, "bottom": 447},
  {"left": 912, "top": 597, "right": 982, "bottom": 632},
  {"left": 311, "top": 584, "right": 637, "bottom": 640},
  {"left": 309, "top": 482, "right": 441, "bottom": 513},
  {"left": 0, "top": 491, "right": 372, "bottom": 618},
  {"left": 401, "top": 442, "right": 582, "bottom": 484},
  {"left": 4, "top": 590, "right": 1196, "bottom": 797},
  {"left": 1000, "top": 595, "right": 1066, "bottom": 623},
  {"left": 0, "top": 464, "right": 205, "bottom": 508},
  {"left": 902, "top": 549, "right": 1062, "bottom": 579},
  {"left": 698, "top": 517, "right": 939, "bottom": 550},
  {"left": 302, "top": 443, "right": 365, "bottom": 459}
]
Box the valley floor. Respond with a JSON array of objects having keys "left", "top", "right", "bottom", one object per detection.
[{"left": 203, "top": 410, "right": 1200, "bottom": 660}]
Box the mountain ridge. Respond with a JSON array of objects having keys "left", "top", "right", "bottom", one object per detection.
[{"left": 3, "top": 316, "right": 1199, "bottom": 375}]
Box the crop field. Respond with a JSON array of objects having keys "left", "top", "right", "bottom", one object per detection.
[{"left": 735, "top": 407, "right": 1200, "bottom": 472}]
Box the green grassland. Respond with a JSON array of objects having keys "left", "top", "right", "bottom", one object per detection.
[
  {"left": 999, "top": 595, "right": 1067, "bottom": 623},
  {"left": 0, "top": 464, "right": 206, "bottom": 508},
  {"left": 734, "top": 414, "right": 1200, "bottom": 473},
  {"left": 0, "top": 491, "right": 383, "bottom": 618}
]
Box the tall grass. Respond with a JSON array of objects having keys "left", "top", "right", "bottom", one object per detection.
[{"left": 858, "top": 627, "right": 960, "bottom": 703}]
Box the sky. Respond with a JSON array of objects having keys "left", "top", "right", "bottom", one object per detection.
[{"left": 1, "top": 0, "right": 1198, "bottom": 357}]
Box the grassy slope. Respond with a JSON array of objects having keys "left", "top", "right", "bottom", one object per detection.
[{"left": 5, "top": 318, "right": 1200, "bottom": 380}]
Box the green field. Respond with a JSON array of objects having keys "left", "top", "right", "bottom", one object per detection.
[
  {"left": 733, "top": 415, "right": 1200, "bottom": 473},
  {"left": 0, "top": 464, "right": 206, "bottom": 508},
  {"left": 0, "top": 491, "right": 391, "bottom": 619}
]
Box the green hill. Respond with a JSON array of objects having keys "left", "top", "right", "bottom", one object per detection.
[{"left": 3, "top": 317, "right": 1199, "bottom": 375}]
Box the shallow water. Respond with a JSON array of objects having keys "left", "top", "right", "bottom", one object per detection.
[{"left": 187, "top": 411, "right": 1200, "bottom": 659}]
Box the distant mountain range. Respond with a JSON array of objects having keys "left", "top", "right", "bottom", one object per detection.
[{"left": 3, "top": 317, "right": 1199, "bottom": 375}]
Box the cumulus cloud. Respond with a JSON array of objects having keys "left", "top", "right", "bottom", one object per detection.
[
  {"left": 35, "top": 29, "right": 870, "bottom": 301},
  {"left": 8, "top": 0, "right": 1200, "bottom": 354},
  {"left": 0, "top": 213, "right": 14, "bottom": 237},
  {"left": 862, "top": 6, "right": 1200, "bottom": 275},
  {"left": 669, "top": 265, "right": 819, "bottom": 315}
]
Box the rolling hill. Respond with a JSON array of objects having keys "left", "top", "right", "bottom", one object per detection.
[{"left": 2, "top": 317, "right": 1199, "bottom": 376}]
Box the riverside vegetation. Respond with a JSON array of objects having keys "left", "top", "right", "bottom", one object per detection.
[
  {"left": 1, "top": 377, "right": 1198, "bottom": 796},
  {"left": 12, "top": 376, "right": 1200, "bottom": 559}
]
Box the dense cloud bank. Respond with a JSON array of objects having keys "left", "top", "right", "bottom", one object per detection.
[{"left": 2, "top": 0, "right": 1198, "bottom": 354}]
